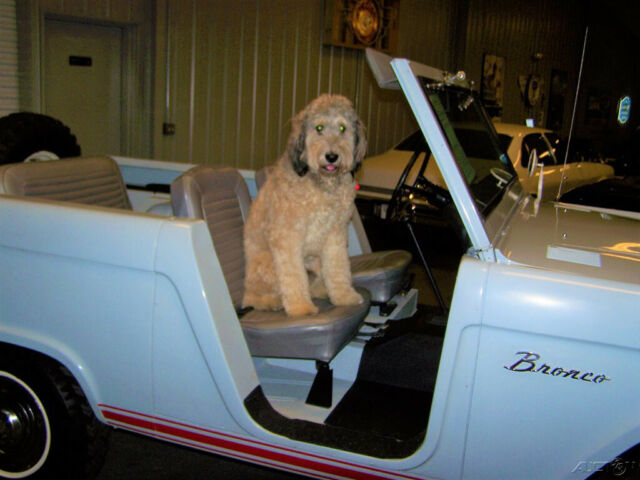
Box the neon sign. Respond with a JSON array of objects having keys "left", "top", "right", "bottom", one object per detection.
[{"left": 617, "top": 95, "right": 631, "bottom": 125}]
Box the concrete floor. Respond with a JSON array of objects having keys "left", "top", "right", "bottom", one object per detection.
[{"left": 96, "top": 428, "right": 305, "bottom": 480}]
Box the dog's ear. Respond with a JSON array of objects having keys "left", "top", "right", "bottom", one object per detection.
[
  {"left": 287, "top": 114, "right": 308, "bottom": 176},
  {"left": 352, "top": 118, "right": 367, "bottom": 173}
]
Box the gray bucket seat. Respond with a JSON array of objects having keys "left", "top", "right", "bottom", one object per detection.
[{"left": 171, "top": 166, "right": 372, "bottom": 407}]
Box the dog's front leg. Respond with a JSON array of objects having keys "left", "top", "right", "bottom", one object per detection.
[
  {"left": 270, "top": 241, "right": 319, "bottom": 317},
  {"left": 321, "top": 229, "right": 363, "bottom": 306}
]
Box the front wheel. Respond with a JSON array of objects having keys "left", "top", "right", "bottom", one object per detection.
[{"left": 0, "top": 359, "right": 109, "bottom": 479}]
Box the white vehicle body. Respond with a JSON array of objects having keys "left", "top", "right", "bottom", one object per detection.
[
  {"left": 496, "top": 123, "right": 614, "bottom": 199},
  {"left": 0, "top": 50, "right": 638, "bottom": 480}
]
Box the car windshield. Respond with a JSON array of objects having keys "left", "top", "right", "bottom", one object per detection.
[{"left": 401, "top": 79, "right": 517, "bottom": 216}]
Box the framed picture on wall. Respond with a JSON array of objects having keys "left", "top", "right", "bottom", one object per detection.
[
  {"left": 324, "top": 0, "right": 400, "bottom": 52},
  {"left": 481, "top": 54, "right": 504, "bottom": 119}
]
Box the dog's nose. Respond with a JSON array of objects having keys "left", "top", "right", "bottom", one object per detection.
[{"left": 325, "top": 153, "right": 339, "bottom": 163}]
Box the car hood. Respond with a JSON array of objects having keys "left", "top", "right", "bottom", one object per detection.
[
  {"left": 520, "top": 162, "right": 614, "bottom": 201},
  {"left": 496, "top": 199, "right": 640, "bottom": 285}
]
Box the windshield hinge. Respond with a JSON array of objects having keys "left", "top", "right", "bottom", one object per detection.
[{"left": 467, "top": 246, "right": 497, "bottom": 262}]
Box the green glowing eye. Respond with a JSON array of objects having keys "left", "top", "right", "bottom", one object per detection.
[
  {"left": 339, "top": 125, "right": 346, "bottom": 132},
  {"left": 316, "top": 125, "right": 323, "bottom": 132}
]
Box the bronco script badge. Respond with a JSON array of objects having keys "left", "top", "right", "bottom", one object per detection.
[{"left": 505, "top": 351, "right": 611, "bottom": 384}]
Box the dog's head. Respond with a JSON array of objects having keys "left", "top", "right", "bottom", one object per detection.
[{"left": 287, "top": 94, "right": 367, "bottom": 178}]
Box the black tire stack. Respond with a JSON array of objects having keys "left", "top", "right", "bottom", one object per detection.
[{"left": 0, "top": 112, "right": 81, "bottom": 165}]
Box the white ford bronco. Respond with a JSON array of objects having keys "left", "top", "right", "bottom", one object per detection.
[{"left": 0, "top": 51, "right": 638, "bottom": 480}]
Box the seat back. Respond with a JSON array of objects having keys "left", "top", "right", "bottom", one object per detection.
[
  {"left": 171, "top": 166, "right": 250, "bottom": 307},
  {"left": 254, "top": 165, "right": 274, "bottom": 191},
  {"left": 0, "top": 157, "right": 132, "bottom": 210}
]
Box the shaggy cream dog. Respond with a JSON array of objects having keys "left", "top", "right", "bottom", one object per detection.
[{"left": 243, "top": 94, "right": 367, "bottom": 317}]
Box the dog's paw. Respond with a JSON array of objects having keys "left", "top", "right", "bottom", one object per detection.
[
  {"left": 330, "top": 289, "right": 363, "bottom": 306},
  {"left": 243, "top": 293, "right": 283, "bottom": 311},
  {"left": 286, "top": 301, "right": 319, "bottom": 317}
]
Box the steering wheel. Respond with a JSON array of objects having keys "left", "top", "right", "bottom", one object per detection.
[
  {"left": 388, "top": 150, "right": 452, "bottom": 222},
  {"left": 388, "top": 149, "right": 454, "bottom": 315}
]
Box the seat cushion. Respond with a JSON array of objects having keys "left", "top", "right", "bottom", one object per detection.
[
  {"left": 350, "top": 250, "right": 412, "bottom": 303},
  {"left": 240, "top": 288, "right": 371, "bottom": 363}
]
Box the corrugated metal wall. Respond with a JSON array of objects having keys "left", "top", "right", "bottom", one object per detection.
[
  {"left": 11, "top": 0, "right": 599, "bottom": 166},
  {"left": 35, "top": 0, "right": 148, "bottom": 22},
  {"left": 0, "top": 0, "right": 19, "bottom": 116},
  {"left": 155, "top": 0, "right": 361, "bottom": 167},
  {"left": 461, "top": 0, "right": 585, "bottom": 136},
  {"left": 153, "top": 0, "right": 457, "bottom": 168}
]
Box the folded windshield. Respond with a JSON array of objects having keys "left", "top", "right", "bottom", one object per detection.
[{"left": 413, "top": 79, "right": 517, "bottom": 216}]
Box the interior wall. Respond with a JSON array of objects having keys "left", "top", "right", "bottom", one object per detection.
[
  {"left": 15, "top": 0, "right": 154, "bottom": 157},
  {"left": 457, "top": 0, "right": 639, "bottom": 164},
  {"left": 16, "top": 0, "right": 631, "bottom": 168},
  {"left": 153, "top": 0, "right": 457, "bottom": 168},
  {"left": 574, "top": 8, "right": 640, "bottom": 163},
  {"left": 0, "top": 0, "right": 19, "bottom": 116},
  {"left": 459, "top": 0, "right": 585, "bottom": 136}
]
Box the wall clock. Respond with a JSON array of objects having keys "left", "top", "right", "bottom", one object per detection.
[
  {"left": 351, "top": 0, "right": 380, "bottom": 45},
  {"left": 324, "top": 0, "right": 399, "bottom": 52}
]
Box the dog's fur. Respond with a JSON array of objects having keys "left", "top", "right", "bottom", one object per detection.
[{"left": 243, "top": 94, "right": 367, "bottom": 317}]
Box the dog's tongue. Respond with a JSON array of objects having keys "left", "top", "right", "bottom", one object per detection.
[{"left": 325, "top": 164, "right": 337, "bottom": 171}]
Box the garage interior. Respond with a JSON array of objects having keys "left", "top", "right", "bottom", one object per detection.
[
  {"left": 2, "top": 0, "right": 638, "bottom": 174},
  {"left": 1, "top": 1, "right": 639, "bottom": 479}
]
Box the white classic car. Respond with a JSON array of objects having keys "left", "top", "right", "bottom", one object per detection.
[{"left": 356, "top": 123, "right": 615, "bottom": 209}]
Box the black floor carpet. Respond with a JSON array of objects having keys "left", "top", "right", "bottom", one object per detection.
[
  {"left": 325, "top": 381, "right": 433, "bottom": 441},
  {"left": 244, "top": 306, "right": 446, "bottom": 458},
  {"left": 325, "top": 306, "right": 444, "bottom": 441}
]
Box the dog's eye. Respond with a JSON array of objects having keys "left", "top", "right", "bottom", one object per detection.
[
  {"left": 339, "top": 125, "right": 346, "bottom": 133},
  {"left": 316, "top": 125, "right": 323, "bottom": 133}
]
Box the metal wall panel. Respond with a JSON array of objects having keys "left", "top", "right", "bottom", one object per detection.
[
  {"left": 154, "top": 0, "right": 456, "bottom": 168},
  {"left": 36, "top": 0, "right": 147, "bottom": 23},
  {"left": 461, "top": 0, "right": 585, "bottom": 135},
  {"left": 0, "top": 0, "right": 19, "bottom": 116},
  {"left": 14, "top": 0, "right": 591, "bottom": 166}
]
